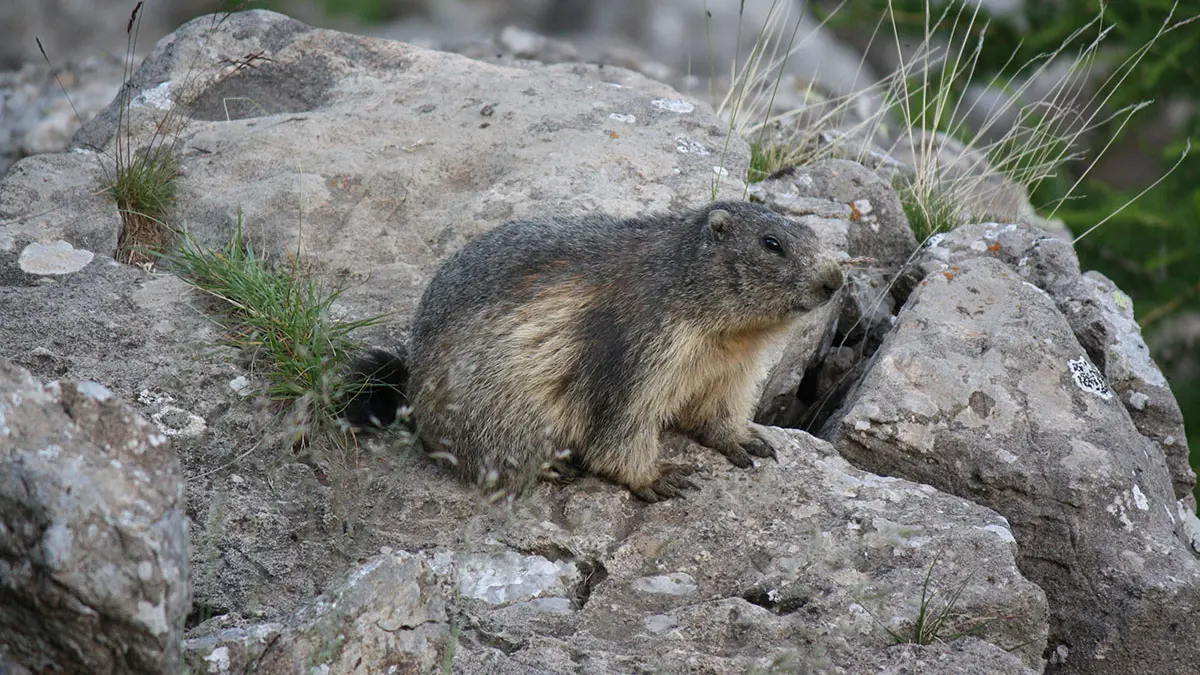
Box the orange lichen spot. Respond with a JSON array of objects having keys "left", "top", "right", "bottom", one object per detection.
[
  {"left": 944, "top": 271, "right": 955, "bottom": 280},
  {"left": 848, "top": 203, "right": 862, "bottom": 221},
  {"left": 987, "top": 241, "right": 1001, "bottom": 253},
  {"left": 609, "top": 131, "right": 620, "bottom": 139}
]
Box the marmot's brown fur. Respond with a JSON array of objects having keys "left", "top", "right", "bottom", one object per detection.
[{"left": 347, "top": 201, "right": 843, "bottom": 501}]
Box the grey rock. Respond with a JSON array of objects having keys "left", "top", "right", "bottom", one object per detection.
[
  {"left": 0, "top": 55, "right": 129, "bottom": 176},
  {"left": 184, "top": 429, "right": 1048, "bottom": 674},
  {"left": 66, "top": 9, "right": 750, "bottom": 324},
  {"left": 0, "top": 360, "right": 190, "bottom": 674},
  {"left": 754, "top": 158, "right": 918, "bottom": 268},
  {"left": 753, "top": 299, "right": 842, "bottom": 428},
  {"left": 916, "top": 221, "right": 1195, "bottom": 503},
  {"left": 182, "top": 550, "right": 449, "bottom": 674},
  {"left": 831, "top": 256, "right": 1200, "bottom": 674},
  {"left": 0, "top": 152, "right": 122, "bottom": 259},
  {"left": 1077, "top": 271, "right": 1195, "bottom": 503}
]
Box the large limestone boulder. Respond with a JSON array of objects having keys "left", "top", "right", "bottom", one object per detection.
[
  {"left": 0, "top": 360, "right": 191, "bottom": 674},
  {"left": 917, "top": 222, "right": 1195, "bottom": 506},
  {"left": 63, "top": 9, "right": 751, "bottom": 326},
  {"left": 830, "top": 254, "right": 1200, "bottom": 674}
]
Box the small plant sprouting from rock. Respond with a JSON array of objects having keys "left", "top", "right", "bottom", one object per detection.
[
  {"left": 163, "top": 210, "right": 385, "bottom": 439},
  {"left": 883, "top": 559, "right": 996, "bottom": 646},
  {"left": 108, "top": 2, "right": 184, "bottom": 264},
  {"left": 41, "top": 3, "right": 262, "bottom": 264},
  {"left": 897, "top": 180, "right": 962, "bottom": 243}
]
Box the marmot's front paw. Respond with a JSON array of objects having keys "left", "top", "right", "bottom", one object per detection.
[
  {"left": 631, "top": 466, "right": 698, "bottom": 502},
  {"left": 711, "top": 437, "right": 776, "bottom": 468},
  {"left": 740, "top": 437, "right": 777, "bottom": 461}
]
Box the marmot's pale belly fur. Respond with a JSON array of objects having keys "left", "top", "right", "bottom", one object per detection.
[{"left": 347, "top": 200, "right": 843, "bottom": 501}]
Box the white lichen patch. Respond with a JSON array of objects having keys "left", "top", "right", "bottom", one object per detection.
[
  {"left": 1068, "top": 357, "right": 1113, "bottom": 400},
  {"left": 1130, "top": 483, "right": 1149, "bottom": 511},
  {"left": 711, "top": 166, "right": 728, "bottom": 177},
  {"left": 644, "top": 614, "right": 678, "bottom": 634},
  {"left": 1127, "top": 391, "right": 1150, "bottom": 410},
  {"left": 651, "top": 98, "right": 695, "bottom": 114},
  {"left": 454, "top": 552, "right": 579, "bottom": 605},
  {"left": 76, "top": 380, "right": 114, "bottom": 402},
  {"left": 40, "top": 522, "right": 73, "bottom": 569},
  {"left": 136, "top": 598, "right": 170, "bottom": 636},
  {"left": 151, "top": 406, "right": 207, "bottom": 437},
  {"left": 205, "top": 645, "right": 231, "bottom": 674},
  {"left": 981, "top": 523, "right": 1017, "bottom": 544},
  {"left": 133, "top": 81, "right": 173, "bottom": 110},
  {"left": 1106, "top": 490, "right": 1139, "bottom": 531},
  {"left": 674, "top": 136, "right": 708, "bottom": 155},
  {"left": 18, "top": 240, "right": 94, "bottom": 275},
  {"left": 608, "top": 113, "right": 636, "bottom": 124},
  {"left": 228, "top": 376, "right": 253, "bottom": 397},
  {"left": 983, "top": 223, "right": 1017, "bottom": 238},
  {"left": 631, "top": 572, "right": 697, "bottom": 596}
]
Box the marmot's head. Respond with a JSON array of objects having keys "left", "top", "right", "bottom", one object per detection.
[{"left": 700, "top": 201, "right": 843, "bottom": 317}]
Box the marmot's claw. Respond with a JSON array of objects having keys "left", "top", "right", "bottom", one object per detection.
[
  {"left": 546, "top": 462, "right": 582, "bottom": 485},
  {"left": 717, "top": 444, "right": 754, "bottom": 468},
  {"left": 633, "top": 466, "right": 699, "bottom": 502},
  {"left": 741, "top": 437, "right": 776, "bottom": 460}
]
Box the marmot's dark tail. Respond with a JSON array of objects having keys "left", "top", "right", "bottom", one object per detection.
[{"left": 342, "top": 347, "right": 412, "bottom": 430}]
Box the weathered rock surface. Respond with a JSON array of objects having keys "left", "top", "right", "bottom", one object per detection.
[
  {"left": 0, "top": 360, "right": 191, "bottom": 674},
  {"left": 830, "top": 255, "right": 1200, "bottom": 674},
  {"left": 64, "top": 9, "right": 751, "bottom": 325},
  {"left": 916, "top": 222, "right": 1196, "bottom": 505},
  {"left": 752, "top": 158, "right": 918, "bottom": 268},
  {"left": 182, "top": 428, "right": 1046, "bottom": 674}
]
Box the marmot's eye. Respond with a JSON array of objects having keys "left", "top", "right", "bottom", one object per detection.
[{"left": 761, "top": 235, "right": 785, "bottom": 255}]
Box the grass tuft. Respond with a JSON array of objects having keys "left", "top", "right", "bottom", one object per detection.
[
  {"left": 164, "top": 211, "right": 385, "bottom": 439},
  {"left": 109, "top": 2, "right": 189, "bottom": 264},
  {"left": 882, "top": 560, "right": 994, "bottom": 645},
  {"left": 710, "top": 0, "right": 1194, "bottom": 243}
]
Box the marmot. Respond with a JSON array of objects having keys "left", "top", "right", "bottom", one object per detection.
[{"left": 346, "top": 200, "right": 843, "bottom": 501}]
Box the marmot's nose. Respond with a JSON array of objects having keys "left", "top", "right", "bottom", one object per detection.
[{"left": 819, "top": 259, "right": 844, "bottom": 298}]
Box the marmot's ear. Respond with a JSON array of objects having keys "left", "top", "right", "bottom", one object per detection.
[{"left": 706, "top": 209, "right": 733, "bottom": 240}]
